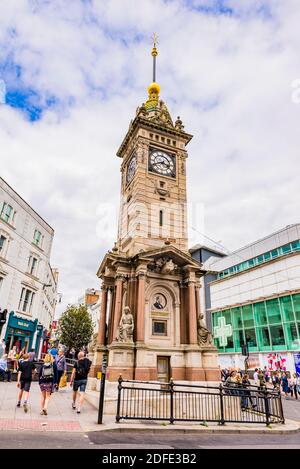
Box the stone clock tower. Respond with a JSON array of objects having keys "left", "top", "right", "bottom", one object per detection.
[{"left": 94, "top": 39, "right": 219, "bottom": 382}]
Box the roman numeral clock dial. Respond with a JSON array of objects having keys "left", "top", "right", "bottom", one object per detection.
[{"left": 149, "top": 150, "right": 176, "bottom": 178}]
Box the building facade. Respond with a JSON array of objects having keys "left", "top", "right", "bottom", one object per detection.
[
  {"left": 204, "top": 225, "right": 300, "bottom": 373},
  {"left": 0, "top": 177, "right": 58, "bottom": 357},
  {"left": 93, "top": 42, "right": 219, "bottom": 383},
  {"left": 78, "top": 288, "right": 102, "bottom": 334}
]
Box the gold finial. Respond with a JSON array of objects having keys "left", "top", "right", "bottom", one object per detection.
[
  {"left": 151, "top": 32, "right": 158, "bottom": 57},
  {"left": 145, "top": 33, "right": 160, "bottom": 111}
]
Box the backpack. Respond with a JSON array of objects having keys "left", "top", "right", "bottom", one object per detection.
[
  {"left": 76, "top": 359, "right": 90, "bottom": 377},
  {"left": 42, "top": 363, "right": 54, "bottom": 379}
]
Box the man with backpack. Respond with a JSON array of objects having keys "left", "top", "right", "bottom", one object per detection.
[{"left": 70, "top": 351, "right": 91, "bottom": 414}]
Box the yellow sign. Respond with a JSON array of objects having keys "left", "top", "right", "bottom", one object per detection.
[{"left": 97, "top": 372, "right": 102, "bottom": 380}]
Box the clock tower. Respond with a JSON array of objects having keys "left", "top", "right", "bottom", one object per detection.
[{"left": 93, "top": 38, "right": 219, "bottom": 383}]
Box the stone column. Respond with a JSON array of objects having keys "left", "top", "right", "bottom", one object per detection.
[
  {"left": 112, "top": 275, "right": 125, "bottom": 341},
  {"left": 136, "top": 272, "right": 146, "bottom": 343},
  {"left": 179, "top": 282, "right": 187, "bottom": 344},
  {"left": 188, "top": 280, "right": 198, "bottom": 344},
  {"left": 97, "top": 285, "right": 108, "bottom": 345},
  {"left": 195, "top": 284, "right": 201, "bottom": 317}
]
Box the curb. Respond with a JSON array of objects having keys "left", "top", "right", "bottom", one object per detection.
[{"left": 84, "top": 419, "right": 300, "bottom": 435}]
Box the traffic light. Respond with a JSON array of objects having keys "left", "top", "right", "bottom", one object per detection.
[{"left": 241, "top": 341, "right": 249, "bottom": 357}]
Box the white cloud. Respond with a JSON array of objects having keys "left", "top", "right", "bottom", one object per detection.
[{"left": 0, "top": 0, "right": 299, "bottom": 314}]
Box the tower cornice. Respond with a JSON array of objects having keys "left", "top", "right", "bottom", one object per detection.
[{"left": 116, "top": 115, "right": 193, "bottom": 159}]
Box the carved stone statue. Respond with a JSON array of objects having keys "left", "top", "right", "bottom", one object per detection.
[
  {"left": 197, "top": 314, "right": 213, "bottom": 346},
  {"left": 117, "top": 306, "right": 134, "bottom": 343},
  {"left": 155, "top": 257, "right": 178, "bottom": 274}
]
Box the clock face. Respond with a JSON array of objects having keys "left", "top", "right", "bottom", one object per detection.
[
  {"left": 126, "top": 155, "right": 137, "bottom": 185},
  {"left": 149, "top": 150, "right": 175, "bottom": 177}
]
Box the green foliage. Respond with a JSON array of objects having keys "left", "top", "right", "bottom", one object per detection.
[{"left": 57, "top": 304, "right": 94, "bottom": 352}]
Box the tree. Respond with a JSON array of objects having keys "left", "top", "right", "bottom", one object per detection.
[{"left": 57, "top": 304, "right": 94, "bottom": 353}]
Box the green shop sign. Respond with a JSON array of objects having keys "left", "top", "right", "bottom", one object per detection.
[{"left": 213, "top": 316, "right": 233, "bottom": 347}]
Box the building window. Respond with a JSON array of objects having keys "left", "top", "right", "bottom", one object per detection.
[
  {"left": 0, "top": 235, "right": 7, "bottom": 255},
  {"left": 217, "top": 239, "right": 300, "bottom": 279},
  {"left": 159, "top": 210, "right": 163, "bottom": 227},
  {"left": 212, "top": 293, "right": 300, "bottom": 354},
  {"left": 0, "top": 202, "right": 14, "bottom": 223},
  {"left": 152, "top": 320, "right": 167, "bottom": 336},
  {"left": 28, "top": 256, "right": 38, "bottom": 276},
  {"left": 34, "top": 229, "right": 42, "bottom": 247},
  {"left": 18, "top": 288, "right": 35, "bottom": 313}
]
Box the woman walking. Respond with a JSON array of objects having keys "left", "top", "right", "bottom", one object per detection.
[
  {"left": 55, "top": 349, "right": 67, "bottom": 390},
  {"left": 281, "top": 372, "right": 289, "bottom": 399},
  {"left": 39, "top": 353, "right": 57, "bottom": 415}
]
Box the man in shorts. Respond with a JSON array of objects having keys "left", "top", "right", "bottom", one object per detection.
[
  {"left": 69, "top": 351, "right": 91, "bottom": 413},
  {"left": 16, "top": 353, "right": 36, "bottom": 412}
]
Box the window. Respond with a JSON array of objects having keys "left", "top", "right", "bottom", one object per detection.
[
  {"left": 34, "top": 230, "right": 42, "bottom": 246},
  {"left": 280, "top": 296, "right": 294, "bottom": 322},
  {"left": 271, "top": 248, "right": 279, "bottom": 259},
  {"left": 18, "top": 288, "right": 35, "bottom": 313},
  {"left": 159, "top": 210, "right": 163, "bottom": 227},
  {"left": 1, "top": 202, "right": 13, "bottom": 223},
  {"left": 263, "top": 252, "right": 271, "bottom": 261},
  {"left": 242, "top": 304, "right": 254, "bottom": 328},
  {"left": 281, "top": 243, "right": 291, "bottom": 254},
  {"left": 269, "top": 325, "right": 285, "bottom": 348},
  {"left": 28, "top": 256, "right": 38, "bottom": 276},
  {"left": 0, "top": 235, "right": 6, "bottom": 255},
  {"left": 257, "top": 255, "right": 264, "bottom": 264},
  {"left": 291, "top": 240, "right": 300, "bottom": 251},
  {"left": 152, "top": 320, "right": 167, "bottom": 336},
  {"left": 253, "top": 301, "right": 267, "bottom": 326},
  {"left": 266, "top": 298, "right": 281, "bottom": 324}
]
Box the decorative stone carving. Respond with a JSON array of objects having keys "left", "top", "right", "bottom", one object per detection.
[
  {"left": 155, "top": 257, "right": 178, "bottom": 274},
  {"left": 175, "top": 116, "right": 184, "bottom": 131},
  {"left": 197, "top": 314, "right": 213, "bottom": 346},
  {"left": 117, "top": 306, "right": 134, "bottom": 343}
]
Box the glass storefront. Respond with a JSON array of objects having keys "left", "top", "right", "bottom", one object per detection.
[{"left": 212, "top": 293, "right": 300, "bottom": 353}]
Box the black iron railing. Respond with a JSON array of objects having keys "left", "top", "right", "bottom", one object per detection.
[{"left": 116, "top": 377, "right": 285, "bottom": 426}]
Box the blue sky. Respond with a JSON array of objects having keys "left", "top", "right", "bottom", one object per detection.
[{"left": 0, "top": 0, "right": 299, "bottom": 312}]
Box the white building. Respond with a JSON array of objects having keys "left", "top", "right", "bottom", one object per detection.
[
  {"left": 78, "top": 288, "right": 101, "bottom": 335},
  {"left": 203, "top": 225, "right": 300, "bottom": 374},
  {"left": 0, "top": 177, "right": 58, "bottom": 357}
]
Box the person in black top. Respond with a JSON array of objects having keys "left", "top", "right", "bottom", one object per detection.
[
  {"left": 16, "top": 353, "right": 36, "bottom": 412},
  {"left": 70, "top": 351, "right": 91, "bottom": 413}
]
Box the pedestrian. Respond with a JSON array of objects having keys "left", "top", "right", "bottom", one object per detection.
[
  {"left": 281, "top": 372, "right": 289, "bottom": 398},
  {"left": 263, "top": 366, "right": 270, "bottom": 383},
  {"left": 241, "top": 373, "right": 257, "bottom": 410},
  {"left": 0, "top": 354, "right": 11, "bottom": 382},
  {"left": 55, "top": 348, "right": 67, "bottom": 390},
  {"left": 0, "top": 339, "right": 6, "bottom": 359},
  {"left": 70, "top": 351, "right": 91, "bottom": 413},
  {"left": 49, "top": 345, "right": 58, "bottom": 358},
  {"left": 257, "top": 369, "right": 266, "bottom": 390},
  {"left": 272, "top": 371, "right": 281, "bottom": 390},
  {"left": 16, "top": 353, "right": 36, "bottom": 412},
  {"left": 253, "top": 368, "right": 259, "bottom": 386},
  {"left": 28, "top": 348, "right": 36, "bottom": 362},
  {"left": 8, "top": 346, "right": 18, "bottom": 372},
  {"left": 38, "top": 353, "right": 57, "bottom": 415},
  {"left": 296, "top": 374, "right": 300, "bottom": 397}
]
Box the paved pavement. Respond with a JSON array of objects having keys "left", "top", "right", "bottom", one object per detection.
[{"left": 1, "top": 381, "right": 300, "bottom": 449}]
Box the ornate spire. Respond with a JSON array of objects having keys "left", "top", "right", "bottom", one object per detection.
[{"left": 145, "top": 33, "right": 160, "bottom": 111}]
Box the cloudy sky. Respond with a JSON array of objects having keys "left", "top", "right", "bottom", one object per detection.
[{"left": 0, "top": 0, "right": 299, "bottom": 315}]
